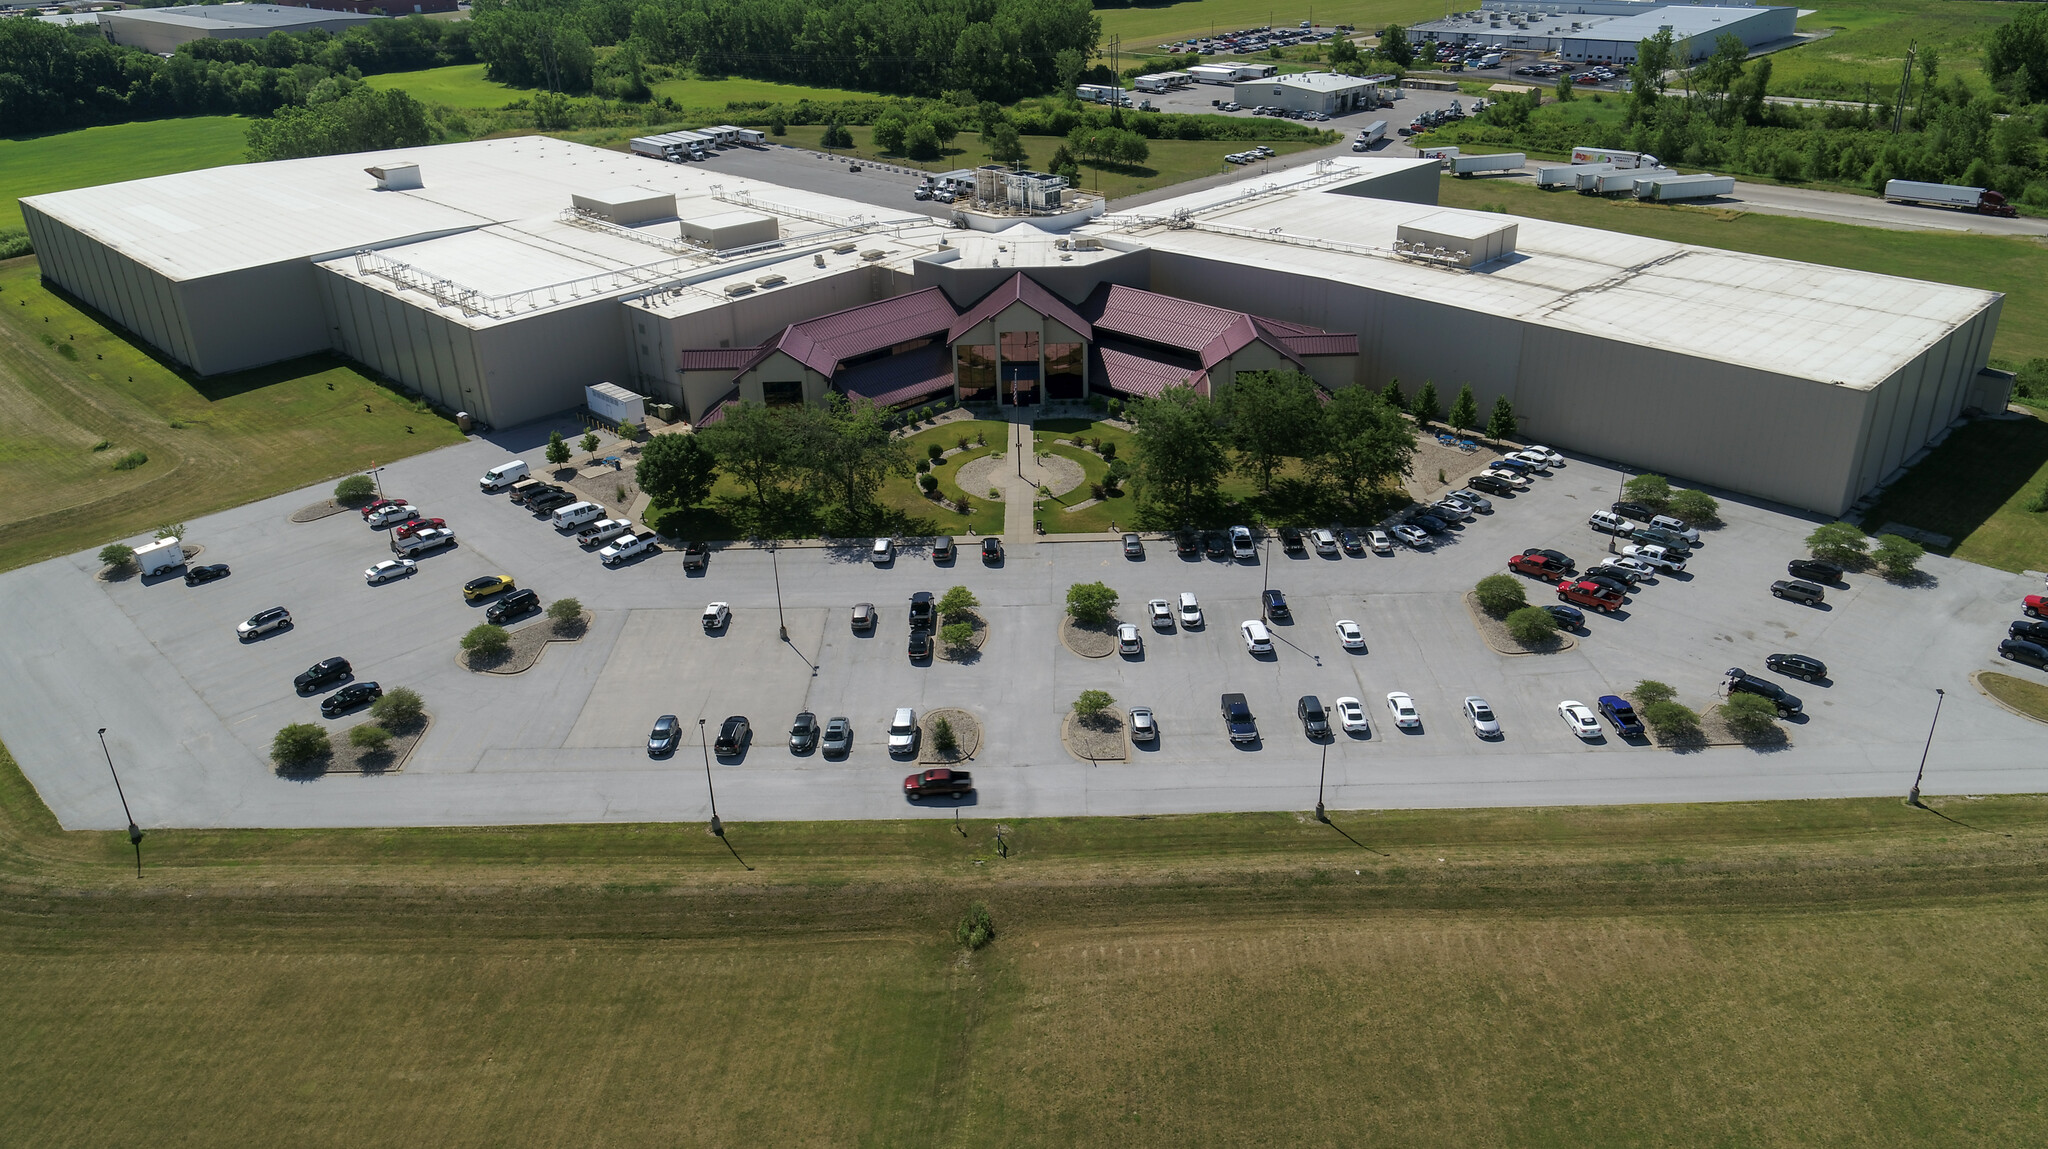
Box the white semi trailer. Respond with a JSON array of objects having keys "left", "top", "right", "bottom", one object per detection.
[
  {"left": 1450, "top": 152, "right": 1525, "bottom": 177},
  {"left": 1637, "top": 173, "right": 1737, "bottom": 201},
  {"left": 1571, "top": 146, "right": 1660, "bottom": 169}
]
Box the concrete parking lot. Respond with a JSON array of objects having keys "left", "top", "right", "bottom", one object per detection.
[{"left": 3, "top": 419, "right": 2044, "bottom": 831}]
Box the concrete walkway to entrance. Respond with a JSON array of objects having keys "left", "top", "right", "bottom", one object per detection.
[{"left": 998, "top": 413, "right": 1053, "bottom": 541}]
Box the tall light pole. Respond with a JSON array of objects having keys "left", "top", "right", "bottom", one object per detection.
[
  {"left": 770, "top": 542, "right": 787, "bottom": 642},
  {"left": 97, "top": 728, "right": 143, "bottom": 877},
  {"left": 1316, "top": 738, "right": 1329, "bottom": 823},
  {"left": 366, "top": 464, "right": 385, "bottom": 499},
  {"left": 1260, "top": 536, "right": 1272, "bottom": 621},
  {"left": 1908, "top": 687, "right": 1945, "bottom": 808},
  {"left": 698, "top": 717, "right": 722, "bottom": 837}
]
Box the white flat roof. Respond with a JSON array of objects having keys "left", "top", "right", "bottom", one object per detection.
[
  {"left": 1253, "top": 72, "right": 1380, "bottom": 91},
  {"left": 1084, "top": 175, "right": 1998, "bottom": 390},
  {"left": 103, "top": 3, "right": 379, "bottom": 30},
  {"left": 21, "top": 137, "right": 917, "bottom": 284},
  {"left": 1564, "top": 4, "right": 1786, "bottom": 40}
]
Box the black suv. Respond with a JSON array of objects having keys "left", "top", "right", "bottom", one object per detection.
[
  {"left": 1204, "top": 531, "right": 1229, "bottom": 559},
  {"left": 1279, "top": 527, "right": 1306, "bottom": 556},
  {"left": 1611, "top": 500, "right": 1658, "bottom": 522},
  {"left": 932, "top": 536, "right": 956, "bottom": 563},
  {"left": 1726, "top": 668, "right": 1802, "bottom": 716},
  {"left": 1787, "top": 558, "right": 1843, "bottom": 583},
  {"left": 1176, "top": 531, "right": 1200, "bottom": 558},
  {"left": 1530, "top": 548, "right": 1576, "bottom": 572},
  {"left": 788, "top": 711, "right": 820, "bottom": 753},
  {"left": 1468, "top": 473, "right": 1517, "bottom": 496},
  {"left": 2011, "top": 620, "right": 2048, "bottom": 645},
  {"left": 485, "top": 588, "right": 540, "bottom": 624},
  {"left": 908, "top": 629, "right": 932, "bottom": 660},
  {"left": 1297, "top": 695, "right": 1330, "bottom": 739},
  {"left": 909, "top": 591, "right": 934, "bottom": 628},
  {"left": 1765, "top": 653, "right": 1828, "bottom": 681},
  {"left": 1262, "top": 588, "right": 1290, "bottom": 620},
  {"left": 713, "top": 716, "right": 751, "bottom": 756},
  {"left": 529, "top": 489, "right": 576, "bottom": 514},
  {"left": 294, "top": 657, "right": 351, "bottom": 694}
]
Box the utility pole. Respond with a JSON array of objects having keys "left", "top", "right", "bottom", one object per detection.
[
  {"left": 1110, "top": 35, "right": 1124, "bottom": 129},
  {"left": 1891, "top": 42, "right": 1915, "bottom": 135}
]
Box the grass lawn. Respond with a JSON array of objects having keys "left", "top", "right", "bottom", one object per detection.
[
  {"left": 1033, "top": 418, "right": 1136, "bottom": 532},
  {"left": 1433, "top": 174, "right": 2048, "bottom": 365},
  {"left": 0, "top": 117, "right": 249, "bottom": 232},
  {"left": 878, "top": 418, "right": 1009, "bottom": 536},
  {"left": 0, "top": 260, "right": 467, "bottom": 572},
  {"left": 1979, "top": 671, "right": 2048, "bottom": 722},
  {"left": 774, "top": 124, "right": 1329, "bottom": 201},
  {"left": 1770, "top": 0, "right": 2017, "bottom": 100},
  {"left": 1859, "top": 408, "right": 2048, "bottom": 573},
  {"left": 4, "top": 737, "right": 2048, "bottom": 1144},
  {"left": 1097, "top": 0, "right": 1444, "bottom": 49},
  {"left": 363, "top": 64, "right": 876, "bottom": 111}
]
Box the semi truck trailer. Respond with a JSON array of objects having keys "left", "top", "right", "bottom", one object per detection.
[
  {"left": 1883, "top": 179, "right": 2016, "bottom": 218},
  {"left": 1571, "top": 147, "right": 1660, "bottom": 169},
  {"left": 1637, "top": 173, "right": 1736, "bottom": 201},
  {"left": 1450, "top": 152, "right": 1525, "bottom": 177}
]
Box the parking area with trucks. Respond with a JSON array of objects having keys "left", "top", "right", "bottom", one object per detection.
[{"left": 2, "top": 421, "right": 2044, "bottom": 831}]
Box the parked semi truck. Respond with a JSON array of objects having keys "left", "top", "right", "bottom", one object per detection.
[
  {"left": 1883, "top": 179, "right": 2016, "bottom": 218},
  {"left": 1450, "top": 152, "right": 1524, "bottom": 177},
  {"left": 1351, "top": 120, "right": 1388, "bottom": 151},
  {"left": 1571, "top": 146, "right": 1660, "bottom": 169},
  {"left": 1415, "top": 145, "right": 1459, "bottom": 167}
]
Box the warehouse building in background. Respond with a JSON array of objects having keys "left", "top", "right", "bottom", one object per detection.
[
  {"left": 97, "top": 3, "right": 382, "bottom": 53},
  {"left": 20, "top": 138, "right": 2003, "bottom": 516}
]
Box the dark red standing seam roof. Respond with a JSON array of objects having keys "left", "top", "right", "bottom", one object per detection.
[
  {"left": 693, "top": 387, "right": 741, "bottom": 427},
  {"left": 947, "top": 272, "right": 1093, "bottom": 343},
  {"left": 779, "top": 286, "right": 959, "bottom": 375},
  {"left": 1081, "top": 283, "right": 1248, "bottom": 352},
  {"left": 833, "top": 344, "right": 955, "bottom": 408},
  {"left": 1093, "top": 346, "right": 1209, "bottom": 399},
  {"left": 677, "top": 347, "right": 763, "bottom": 372}
]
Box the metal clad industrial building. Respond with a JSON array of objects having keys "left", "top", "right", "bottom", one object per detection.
[{"left": 21, "top": 139, "right": 2002, "bottom": 515}]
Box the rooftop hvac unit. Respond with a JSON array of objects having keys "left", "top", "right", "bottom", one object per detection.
[
  {"left": 364, "top": 162, "right": 422, "bottom": 191},
  {"left": 723, "top": 283, "right": 754, "bottom": 296},
  {"left": 832, "top": 242, "right": 858, "bottom": 254},
  {"left": 860, "top": 249, "right": 886, "bottom": 261},
  {"left": 755, "top": 273, "right": 787, "bottom": 287}
]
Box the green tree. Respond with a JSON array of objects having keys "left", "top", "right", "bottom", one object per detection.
[
  {"left": 1485, "top": 395, "right": 1518, "bottom": 443},
  {"left": 1072, "top": 689, "right": 1114, "bottom": 719},
  {"left": 940, "top": 620, "right": 974, "bottom": 651},
  {"left": 1555, "top": 70, "right": 1575, "bottom": 102},
  {"left": 1667, "top": 488, "right": 1719, "bottom": 526},
  {"left": 1380, "top": 24, "right": 1414, "bottom": 69},
  {"left": 334, "top": 474, "right": 376, "bottom": 504},
  {"left": 1871, "top": 533, "right": 1925, "bottom": 579},
  {"left": 1720, "top": 692, "right": 1780, "bottom": 741},
  {"left": 580, "top": 431, "right": 601, "bottom": 458},
  {"left": 1642, "top": 699, "right": 1701, "bottom": 742},
  {"left": 938, "top": 585, "right": 979, "bottom": 621},
  {"left": 1633, "top": 680, "right": 1678, "bottom": 706},
  {"left": 154, "top": 523, "right": 185, "bottom": 541},
  {"left": 1113, "top": 129, "right": 1150, "bottom": 166},
  {"left": 1329, "top": 36, "right": 1360, "bottom": 68},
  {"left": 98, "top": 543, "right": 135, "bottom": 571},
  {"left": 1628, "top": 27, "right": 1678, "bottom": 122},
  {"left": 985, "top": 120, "right": 1027, "bottom": 165},
  {"left": 1504, "top": 605, "right": 1558, "bottom": 644},
  {"left": 1987, "top": 3, "right": 2048, "bottom": 103},
  {"left": 1806, "top": 522, "right": 1869, "bottom": 566},
  {"left": 933, "top": 715, "right": 960, "bottom": 756},
  {"left": 349, "top": 724, "right": 391, "bottom": 752},
  {"left": 905, "top": 119, "right": 943, "bottom": 160},
  {"left": 1474, "top": 573, "right": 1526, "bottom": 617},
  {"left": 1054, "top": 47, "right": 1087, "bottom": 98},
  {"left": 462, "top": 624, "right": 510, "bottom": 659},
  {"left": 636, "top": 432, "right": 718, "bottom": 509},
  {"left": 548, "top": 597, "right": 583, "bottom": 630},
  {"left": 1129, "top": 384, "right": 1228, "bottom": 524},
  {"left": 955, "top": 901, "right": 994, "bottom": 949},
  {"left": 1315, "top": 385, "right": 1415, "bottom": 507},
  {"left": 1379, "top": 378, "right": 1406, "bottom": 413},
  {"left": 872, "top": 112, "right": 909, "bottom": 153},
  {"left": 271, "top": 723, "right": 330, "bottom": 766},
  {"left": 1225, "top": 370, "right": 1323, "bottom": 492},
  {"left": 1066, "top": 581, "right": 1119, "bottom": 626},
  {"left": 698, "top": 402, "right": 792, "bottom": 511},
  {"left": 245, "top": 87, "right": 432, "bottom": 162},
  {"left": 793, "top": 394, "right": 911, "bottom": 522},
  {"left": 821, "top": 117, "right": 852, "bottom": 148},
  {"left": 1621, "top": 473, "right": 1671, "bottom": 509},
  {"left": 369, "top": 686, "right": 424, "bottom": 728},
  {"left": 545, "top": 429, "right": 570, "bottom": 467},
  {"left": 1410, "top": 379, "right": 1443, "bottom": 427},
  {"left": 1448, "top": 383, "right": 1479, "bottom": 434}
]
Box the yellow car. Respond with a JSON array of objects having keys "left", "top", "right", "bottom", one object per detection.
[{"left": 463, "top": 574, "right": 515, "bottom": 601}]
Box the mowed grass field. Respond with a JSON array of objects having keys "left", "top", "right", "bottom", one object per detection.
[
  {"left": 1771, "top": 0, "right": 2017, "bottom": 100},
  {"left": 0, "top": 116, "right": 249, "bottom": 232},
  {"left": 3, "top": 741, "right": 2046, "bottom": 1145},
  {"left": 364, "top": 63, "right": 877, "bottom": 110},
  {"left": 1096, "top": 0, "right": 1442, "bottom": 49},
  {"left": 0, "top": 261, "right": 466, "bottom": 572}
]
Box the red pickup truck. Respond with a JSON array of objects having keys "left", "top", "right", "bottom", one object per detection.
[
  {"left": 904, "top": 768, "right": 974, "bottom": 797},
  {"left": 1509, "top": 551, "right": 1569, "bottom": 578},
  {"left": 1557, "top": 578, "right": 1624, "bottom": 612}
]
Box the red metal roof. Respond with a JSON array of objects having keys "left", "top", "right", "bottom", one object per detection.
[
  {"left": 677, "top": 347, "right": 761, "bottom": 372},
  {"left": 692, "top": 387, "right": 741, "bottom": 427},
  {"left": 1083, "top": 283, "right": 1248, "bottom": 354},
  {"left": 833, "top": 344, "right": 955, "bottom": 409},
  {"left": 1093, "top": 345, "right": 1208, "bottom": 399},
  {"left": 947, "top": 272, "right": 1093, "bottom": 343},
  {"left": 686, "top": 288, "right": 957, "bottom": 380}
]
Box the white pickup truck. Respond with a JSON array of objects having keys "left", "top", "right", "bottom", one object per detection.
[
  {"left": 599, "top": 529, "right": 659, "bottom": 566},
  {"left": 393, "top": 526, "right": 456, "bottom": 555},
  {"left": 1621, "top": 543, "right": 1687, "bottom": 572},
  {"left": 575, "top": 518, "right": 632, "bottom": 547}
]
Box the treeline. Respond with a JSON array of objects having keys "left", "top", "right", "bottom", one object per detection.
[
  {"left": 471, "top": 0, "right": 1099, "bottom": 103},
  {"left": 1432, "top": 27, "right": 2048, "bottom": 208},
  {"left": 0, "top": 16, "right": 472, "bottom": 134}
]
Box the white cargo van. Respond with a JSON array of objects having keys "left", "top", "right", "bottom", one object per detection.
[
  {"left": 552, "top": 501, "right": 604, "bottom": 530},
  {"left": 480, "top": 460, "right": 530, "bottom": 491}
]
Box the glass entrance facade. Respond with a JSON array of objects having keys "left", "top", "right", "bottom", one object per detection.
[
  {"left": 1045, "top": 342, "right": 1084, "bottom": 400},
  {"left": 956, "top": 344, "right": 997, "bottom": 403},
  {"left": 1000, "top": 329, "right": 1041, "bottom": 406}
]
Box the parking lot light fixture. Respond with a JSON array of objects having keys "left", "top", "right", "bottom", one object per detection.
[
  {"left": 97, "top": 727, "right": 143, "bottom": 877},
  {"left": 699, "top": 717, "right": 722, "bottom": 837},
  {"left": 1316, "top": 739, "right": 1329, "bottom": 823},
  {"left": 1908, "top": 688, "right": 1945, "bottom": 808},
  {"left": 366, "top": 464, "right": 385, "bottom": 499},
  {"left": 771, "top": 541, "right": 787, "bottom": 642}
]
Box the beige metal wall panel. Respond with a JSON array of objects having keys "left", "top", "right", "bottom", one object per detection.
[
  {"left": 177, "top": 260, "right": 329, "bottom": 375},
  {"left": 468, "top": 299, "right": 631, "bottom": 428},
  {"left": 24, "top": 203, "right": 198, "bottom": 367}
]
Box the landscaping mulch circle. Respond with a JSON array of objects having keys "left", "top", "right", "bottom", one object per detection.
[
  {"left": 1646, "top": 702, "right": 1791, "bottom": 751},
  {"left": 459, "top": 611, "right": 592, "bottom": 674},
  {"left": 1062, "top": 710, "right": 1127, "bottom": 763},
  {"left": 1461, "top": 592, "right": 1576, "bottom": 656},
  {"left": 1060, "top": 616, "right": 1118, "bottom": 658},
  {"left": 937, "top": 611, "right": 988, "bottom": 662},
  {"left": 291, "top": 498, "right": 360, "bottom": 524},
  {"left": 276, "top": 714, "right": 432, "bottom": 778},
  {"left": 918, "top": 708, "right": 980, "bottom": 764}
]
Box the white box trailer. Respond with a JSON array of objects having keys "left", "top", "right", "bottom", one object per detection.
[
  {"left": 586, "top": 382, "right": 645, "bottom": 426},
  {"left": 1450, "top": 151, "right": 1524, "bottom": 177},
  {"left": 133, "top": 536, "right": 184, "bottom": 577},
  {"left": 1883, "top": 179, "right": 2017, "bottom": 216},
  {"left": 1637, "top": 173, "right": 1736, "bottom": 201},
  {"left": 1357, "top": 119, "right": 1388, "bottom": 146},
  {"left": 1592, "top": 166, "right": 1674, "bottom": 194},
  {"left": 1415, "top": 146, "right": 1460, "bottom": 168},
  {"left": 1571, "top": 146, "right": 1660, "bottom": 169},
  {"left": 1538, "top": 161, "right": 1607, "bottom": 187}
]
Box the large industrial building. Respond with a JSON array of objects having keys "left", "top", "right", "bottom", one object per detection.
[
  {"left": 1412, "top": 0, "right": 1796, "bottom": 62},
  {"left": 20, "top": 137, "right": 2005, "bottom": 516},
  {"left": 97, "top": 3, "right": 382, "bottom": 53}
]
